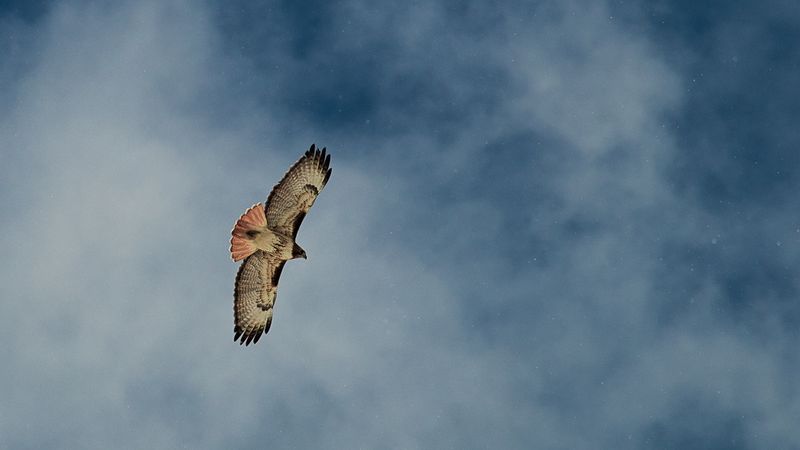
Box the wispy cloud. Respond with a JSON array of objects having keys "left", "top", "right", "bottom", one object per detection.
[{"left": 1, "top": 0, "right": 798, "bottom": 448}]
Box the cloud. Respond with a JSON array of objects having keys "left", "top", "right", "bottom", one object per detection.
[{"left": 1, "top": 0, "right": 798, "bottom": 449}]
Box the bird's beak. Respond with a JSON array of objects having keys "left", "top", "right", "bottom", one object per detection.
[{"left": 302, "top": 253, "right": 307, "bottom": 259}]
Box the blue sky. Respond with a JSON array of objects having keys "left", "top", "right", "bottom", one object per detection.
[{"left": 1, "top": 1, "right": 799, "bottom": 448}]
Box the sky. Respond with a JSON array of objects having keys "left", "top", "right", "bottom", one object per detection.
[{"left": 1, "top": 0, "right": 799, "bottom": 448}]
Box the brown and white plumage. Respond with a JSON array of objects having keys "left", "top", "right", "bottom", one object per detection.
[{"left": 231, "top": 144, "right": 332, "bottom": 346}]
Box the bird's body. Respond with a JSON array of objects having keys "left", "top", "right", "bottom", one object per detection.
[
  {"left": 244, "top": 227, "right": 295, "bottom": 260},
  {"left": 230, "top": 145, "right": 331, "bottom": 346}
]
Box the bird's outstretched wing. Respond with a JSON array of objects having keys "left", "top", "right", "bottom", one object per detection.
[
  {"left": 265, "top": 144, "right": 332, "bottom": 238},
  {"left": 233, "top": 250, "right": 286, "bottom": 346}
]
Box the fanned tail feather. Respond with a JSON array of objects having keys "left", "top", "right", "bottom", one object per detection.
[{"left": 230, "top": 203, "right": 267, "bottom": 261}]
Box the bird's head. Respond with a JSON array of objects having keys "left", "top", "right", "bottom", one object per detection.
[{"left": 292, "top": 243, "right": 307, "bottom": 260}]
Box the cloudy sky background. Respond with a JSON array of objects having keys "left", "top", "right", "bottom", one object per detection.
[{"left": 1, "top": 0, "right": 799, "bottom": 448}]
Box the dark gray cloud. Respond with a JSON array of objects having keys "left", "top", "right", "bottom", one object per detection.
[{"left": 1, "top": 0, "right": 799, "bottom": 448}]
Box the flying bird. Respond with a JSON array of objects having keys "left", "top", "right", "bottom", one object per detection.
[{"left": 230, "top": 144, "right": 332, "bottom": 346}]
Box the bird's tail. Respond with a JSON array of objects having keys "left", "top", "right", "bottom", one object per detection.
[{"left": 230, "top": 203, "right": 267, "bottom": 261}]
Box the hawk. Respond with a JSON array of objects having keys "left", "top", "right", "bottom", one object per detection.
[{"left": 230, "top": 144, "right": 332, "bottom": 346}]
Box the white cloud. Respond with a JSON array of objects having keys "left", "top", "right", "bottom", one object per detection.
[{"left": 1, "top": 0, "right": 797, "bottom": 448}]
